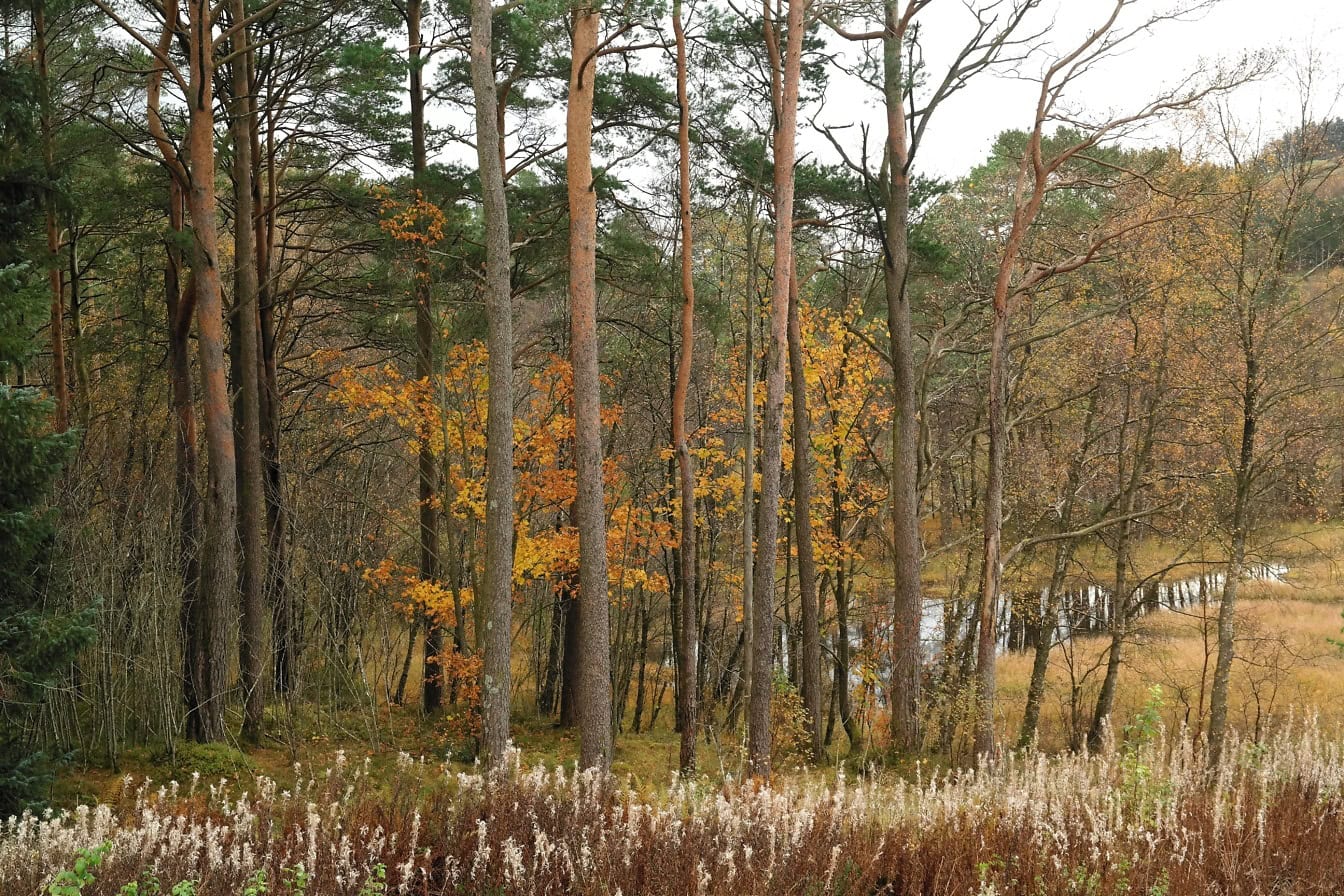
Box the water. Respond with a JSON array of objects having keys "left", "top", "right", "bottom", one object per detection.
[{"left": 919, "top": 562, "right": 1289, "bottom": 655}]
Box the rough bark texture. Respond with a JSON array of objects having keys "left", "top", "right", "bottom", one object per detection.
[
  {"left": 567, "top": 4, "right": 614, "bottom": 772},
  {"left": 750, "top": 0, "right": 804, "bottom": 778},
  {"left": 229, "top": 4, "right": 268, "bottom": 744},
  {"left": 882, "top": 1, "right": 923, "bottom": 752},
  {"left": 671, "top": 0, "right": 699, "bottom": 775},
  {"left": 470, "top": 0, "right": 516, "bottom": 767},
  {"left": 183, "top": 0, "right": 237, "bottom": 744},
  {"left": 786, "top": 270, "right": 821, "bottom": 761}
]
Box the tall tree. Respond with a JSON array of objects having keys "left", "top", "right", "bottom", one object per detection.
[
  {"left": 228, "top": 0, "right": 268, "bottom": 744},
  {"left": 671, "top": 0, "right": 700, "bottom": 775},
  {"left": 568, "top": 0, "right": 614, "bottom": 772},
  {"left": 399, "top": 0, "right": 445, "bottom": 714},
  {"left": 470, "top": 0, "right": 516, "bottom": 766},
  {"left": 786, "top": 267, "right": 821, "bottom": 760},
  {"left": 749, "top": 0, "right": 805, "bottom": 778},
  {"left": 970, "top": 0, "right": 1246, "bottom": 758},
  {"left": 92, "top": 0, "right": 240, "bottom": 740}
]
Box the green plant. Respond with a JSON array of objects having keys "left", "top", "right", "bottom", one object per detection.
[
  {"left": 118, "top": 871, "right": 163, "bottom": 896},
  {"left": 48, "top": 843, "right": 110, "bottom": 896},
  {"left": 243, "top": 869, "right": 269, "bottom": 896},
  {"left": 169, "top": 881, "right": 197, "bottom": 896},
  {"left": 357, "top": 864, "right": 387, "bottom": 896},
  {"left": 283, "top": 863, "right": 310, "bottom": 895}
]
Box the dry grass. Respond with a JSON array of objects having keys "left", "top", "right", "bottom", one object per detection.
[
  {"left": 10, "top": 723, "right": 1344, "bottom": 895},
  {"left": 993, "top": 524, "right": 1344, "bottom": 752}
]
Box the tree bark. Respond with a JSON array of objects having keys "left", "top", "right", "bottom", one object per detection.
[
  {"left": 567, "top": 3, "right": 613, "bottom": 771},
  {"left": 786, "top": 268, "right": 821, "bottom": 761},
  {"left": 182, "top": 0, "right": 237, "bottom": 744},
  {"left": 671, "top": 0, "right": 699, "bottom": 776},
  {"left": 882, "top": 0, "right": 923, "bottom": 752},
  {"left": 229, "top": 1, "right": 268, "bottom": 744},
  {"left": 750, "top": 0, "right": 805, "bottom": 778},
  {"left": 470, "top": 0, "right": 516, "bottom": 767}
]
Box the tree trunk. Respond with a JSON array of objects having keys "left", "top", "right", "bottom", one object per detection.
[
  {"left": 883, "top": 1, "right": 923, "bottom": 752},
  {"left": 229, "top": 3, "right": 268, "bottom": 744},
  {"left": 249, "top": 57, "right": 293, "bottom": 700},
  {"left": 740, "top": 227, "right": 756, "bottom": 731},
  {"left": 1019, "top": 390, "right": 1097, "bottom": 748},
  {"left": 183, "top": 0, "right": 237, "bottom": 744},
  {"left": 671, "top": 0, "right": 699, "bottom": 775},
  {"left": 749, "top": 0, "right": 804, "bottom": 778},
  {"left": 404, "top": 0, "right": 444, "bottom": 715},
  {"left": 567, "top": 4, "right": 613, "bottom": 771},
  {"left": 973, "top": 281, "right": 1009, "bottom": 760},
  {"left": 164, "top": 180, "right": 207, "bottom": 742},
  {"left": 1209, "top": 351, "right": 1256, "bottom": 764},
  {"left": 786, "top": 268, "right": 821, "bottom": 761},
  {"left": 470, "top": 0, "right": 516, "bottom": 768},
  {"left": 34, "top": 1, "right": 68, "bottom": 434}
]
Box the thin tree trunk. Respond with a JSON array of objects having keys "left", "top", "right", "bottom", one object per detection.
[
  {"left": 974, "top": 285, "right": 1009, "bottom": 759},
  {"left": 470, "top": 0, "right": 516, "bottom": 767},
  {"left": 229, "top": 2, "right": 268, "bottom": 744},
  {"left": 786, "top": 268, "right": 821, "bottom": 761},
  {"left": 1209, "top": 351, "right": 1256, "bottom": 764},
  {"left": 671, "top": 0, "right": 699, "bottom": 775},
  {"left": 749, "top": 0, "right": 804, "bottom": 778},
  {"left": 740, "top": 227, "right": 756, "bottom": 730},
  {"left": 165, "top": 180, "right": 206, "bottom": 742},
  {"left": 883, "top": 0, "right": 922, "bottom": 752},
  {"left": 249, "top": 59, "right": 293, "bottom": 700},
  {"left": 34, "top": 1, "right": 68, "bottom": 433},
  {"left": 183, "top": 0, "right": 237, "bottom": 744},
  {"left": 1019, "top": 389, "right": 1097, "bottom": 748},
  {"left": 567, "top": 4, "right": 613, "bottom": 770},
  {"left": 404, "top": 0, "right": 444, "bottom": 715}
]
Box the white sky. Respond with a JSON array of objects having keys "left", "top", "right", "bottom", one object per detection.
[{"left": 806, "top": 0, "right": 1344, "bottom": 180}]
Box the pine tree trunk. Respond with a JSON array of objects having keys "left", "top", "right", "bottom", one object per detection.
[
  {"left": 34, "top": 2, "right": 68, "bottom": 434},
  {"left": 184, "top": 0, "right": 236, "bottom": 744},
  {"left": 404, "top": 0, "right": 444, "bottom": 715},
  {"left": 786, "top": 269, "right": 821, "bottom": 761},
  {"left": 470, "top": 0, "right": 516, "bottom": 767},
  {"left": 671, "top": 0, "right": 699, "bottom": 775},
  {"left": 567, "top": 4, "right": 613, "bottom": 771},
  {"left": 749, "top": 0, "right": 805, "bottom": 778},
  {"left": 229, "top": 3, "right": 268, "bottom": 744}
]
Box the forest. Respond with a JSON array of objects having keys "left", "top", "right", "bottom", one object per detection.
[{"left": 6, "top": 0, "right": 1344, "bottom": 892}]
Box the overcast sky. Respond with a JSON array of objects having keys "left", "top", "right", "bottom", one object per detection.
[{"left": 806, "top": 0, "right": 1344, "bottom": 181}]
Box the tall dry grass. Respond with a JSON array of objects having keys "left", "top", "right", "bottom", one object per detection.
[{"left": 7, "top": 720, "right": 1344, "bottom": 895}]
